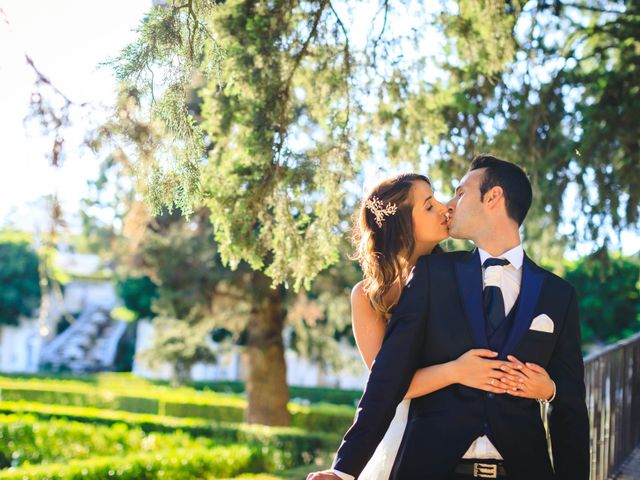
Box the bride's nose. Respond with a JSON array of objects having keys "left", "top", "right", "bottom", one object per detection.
[{"left": 433, "top": 199, "right": 448, "bottom": 214}]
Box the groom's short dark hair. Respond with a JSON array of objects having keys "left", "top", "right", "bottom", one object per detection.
[{"left": 470, "top": 155, "right": 532, "bottom": 226}]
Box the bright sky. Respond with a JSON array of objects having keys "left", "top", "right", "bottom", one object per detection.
[
  {"left": 0, "top": 1, "right": 637, "bottom": 257},
  {"left": 0, "top": 0, "right": 151, "bottom": 232}
]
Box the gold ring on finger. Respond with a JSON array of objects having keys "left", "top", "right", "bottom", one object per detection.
[{"left": 490, "top": 379, "right": 495, "bottom": 386}]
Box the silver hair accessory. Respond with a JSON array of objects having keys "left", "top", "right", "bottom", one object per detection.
[{"left": 365, "top": 196, "right": 398, "bottom": 228}]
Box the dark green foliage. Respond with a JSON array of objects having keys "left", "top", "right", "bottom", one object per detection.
[
  {"left": 113, "top": 321, "right": 139, "bottom": 372},
  {"left": 0, "top": 232, "right": 40, "bottom": 326},
  {"left": 565, "top": 252, "right": 640, "bottom": 344},
  {"left": 128, "top": 210, "right": 233, "bottom": 384},
  {"left": 115, "top": 276, "right": 158, "bottom": 320}
]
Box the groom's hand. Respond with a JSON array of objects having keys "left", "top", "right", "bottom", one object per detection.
[
  {"left": 306, "top": 470, "right": 342, "bottom": 480},
  {"left": 499, "top": 354, "right": 555, "bottom": 400}
]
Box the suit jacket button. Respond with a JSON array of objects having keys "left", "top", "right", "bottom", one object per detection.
[{"left": 487, "top": 393, "right": 495, "bottom": 398}]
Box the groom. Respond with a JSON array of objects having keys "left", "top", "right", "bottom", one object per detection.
[{"left": 308, "top": 156, "right": 589, "bottom": 479}]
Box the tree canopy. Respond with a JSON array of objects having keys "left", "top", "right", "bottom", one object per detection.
[{"left": 102, "top": 0, "right": 638, "bottom": 290}]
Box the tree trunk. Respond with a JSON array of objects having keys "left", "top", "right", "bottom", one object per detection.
[
  {"left": 243, "top": 272, "right": 290, "bottom": 426},
  {"left": 171, "top": 361, "right": 192, "bottom": 387}
]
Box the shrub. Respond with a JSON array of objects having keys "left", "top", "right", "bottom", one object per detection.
[
  {"left": 0, "top": 414, "right": 209, "bottom": 468},
  {"left": 0, "top": 378, "right": 356, "bottom": 434},
  {"left": 290, "top": 403, "right": 354, "bottom": 432},
  {"left": 0, "top": 231, "right": 40, "bottom": 326},
  {"left": 0, "top": 446, "right": 265, "bottom": 479},
  {"left": 0, "top": 403, "right": 339, "bottom": 468}
]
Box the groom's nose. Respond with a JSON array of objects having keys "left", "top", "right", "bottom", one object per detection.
[{"left": 446, "top": 197, "right": 457, "bottom": 211}]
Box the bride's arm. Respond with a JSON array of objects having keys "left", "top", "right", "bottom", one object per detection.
[
  {"left": 352, "top": 282, "right": 518, "bottom": 399},
  {"left": 352, "top": 283, "right": 476, "bottom": 399}
]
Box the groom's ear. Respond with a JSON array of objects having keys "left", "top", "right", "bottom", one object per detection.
[{"left": 484, "top": 185, "right": 504, "bottom": 209}]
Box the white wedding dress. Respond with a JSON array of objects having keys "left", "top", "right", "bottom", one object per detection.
[{"left": 358, "top": 398, "right": 410, "bottom": 480}]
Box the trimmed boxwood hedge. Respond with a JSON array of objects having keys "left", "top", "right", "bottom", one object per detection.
[
  {"left": 0, "top": 402, "right": 339, "bottom": 468},
  {"left": 0, "top": 446, "right": 266, "bottom": 479},
  {"left": 188, "top": 381, "right": 363, "bottom": 407},
  {"left": 0, "top": 379, "right": 355, "bottom": 433},
  {"left": 0, "top": 379, "right": 245, "bottom": 418},
  {"left": 0, "top": 414, "right": 212, "bottom": 468}
]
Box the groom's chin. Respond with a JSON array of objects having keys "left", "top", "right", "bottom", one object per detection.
[
  {"left": 448, "top": 230, "right": 467, "bottom": 240},
  {"left": 449, "top": 227, "right": 466, "bottom": 240}
]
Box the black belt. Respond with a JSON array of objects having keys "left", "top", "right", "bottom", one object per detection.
[{"left": 453, "top": 460, "right": 507, "bottom": 478}]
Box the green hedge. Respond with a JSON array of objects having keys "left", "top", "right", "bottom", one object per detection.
[
  {"left": 188, "top": 381, "right": 363, "bottom": 406},
  {"left": 0, "top": 446, "right": 265, "bottom": 479},
  {"left": 0, "top": 378, "right": 245, "bottom": 416},
  {"left": 0, "top": 373, "right": 364, "bottom": 406},
  {"left": 0, "top": 414, "right": 209, "bottom": 468},
  {"left": 289, "top": 386, "right": 362, "bottom": 406},
  {"left": 0, "top": 402, "right": 339, "bottom": 467},
  {"left": 0, "top": 378, "right": 355, "bottom": 433},
  {"left": 289, "top": 403, "right": 354, "bottom": 432}
]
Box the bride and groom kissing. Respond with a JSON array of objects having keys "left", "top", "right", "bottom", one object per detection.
[{"left": 307, "top": 156, "right": 589, "bottom": 480}]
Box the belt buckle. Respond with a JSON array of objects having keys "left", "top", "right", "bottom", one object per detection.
[{"left": 473, "top": 462, "right": 498, "bottom": 478}]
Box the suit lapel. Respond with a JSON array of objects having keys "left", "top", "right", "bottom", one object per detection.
[
  {"left": 454, "top": 249, "right": 488, "bottom": 348},
  {"left": 501, "top": 254, "right": 545, "bottom": 358}
]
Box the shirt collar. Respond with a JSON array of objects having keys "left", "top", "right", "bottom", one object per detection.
[{"left": 478, "top": 244, "right": 524, "bottom": 270}]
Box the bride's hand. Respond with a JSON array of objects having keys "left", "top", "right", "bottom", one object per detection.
[
  {"left": 451, "top": 349, "right": 519, "bottom": 394},
  {"left": 498, "top": 355, "right": 555, "bottom": 400}
]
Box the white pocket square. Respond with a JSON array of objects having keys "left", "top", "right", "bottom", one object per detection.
[{"left": 529, "top": 314, "right": 554, "bottom": 333}]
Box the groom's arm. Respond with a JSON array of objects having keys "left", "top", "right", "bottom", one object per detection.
[
  {"left": 546, "top": 286, "right": 589, "bottom": 479},
  {"left": 331, "top": 256, "right": 430, "bottom": 478}
]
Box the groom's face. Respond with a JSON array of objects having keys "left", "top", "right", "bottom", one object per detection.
[{"left": 447, "top": 168, "right": 485, "bottom": 240}]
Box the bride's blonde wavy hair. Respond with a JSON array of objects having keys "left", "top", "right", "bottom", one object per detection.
[{"left": 352, "top": 173, "right": 442, "bottom": 322}]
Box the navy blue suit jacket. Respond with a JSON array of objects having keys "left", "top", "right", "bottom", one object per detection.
[{"left": 332, "top": 250, "right": 589, "bottom": 480}]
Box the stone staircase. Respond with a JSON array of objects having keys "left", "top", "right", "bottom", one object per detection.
[{"left": 39, "top": 307, "right": 127, "bottom": 373}]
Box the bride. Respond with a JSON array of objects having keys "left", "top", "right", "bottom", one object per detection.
[{"left": 308, "top": 173, "right": 555, "bottom": 480}]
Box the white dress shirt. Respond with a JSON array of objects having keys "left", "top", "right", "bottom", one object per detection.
[{"left": 333, "top": 245, "right": 524, "bottom": 478}]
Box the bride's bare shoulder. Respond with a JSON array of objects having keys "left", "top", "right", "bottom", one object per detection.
[
  {"left": 351, "top": 280, "right": 400, "bottom": 313},
  {"left": 351, "top": 280, "right": 369, "bottom": 307}
]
